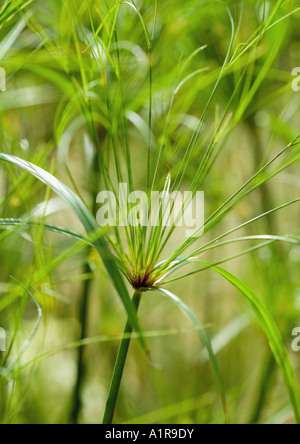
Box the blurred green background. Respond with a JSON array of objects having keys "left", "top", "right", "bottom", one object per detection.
[{"left": 1, "top": 0, "right": 300, "bottom": 424}]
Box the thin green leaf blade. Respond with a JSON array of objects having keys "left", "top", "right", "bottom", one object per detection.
[
  {"left": 197, "top": 261, "right": 300, "bottom": 424},
  {"left": 154, "top": 287, "right": 228, "bottom": 421},
  {"left": 0, "top": 153, "right": 148, "bottom": 353}
]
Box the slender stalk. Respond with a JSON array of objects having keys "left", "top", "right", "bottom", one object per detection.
[
  {"left": 247, "top": 118, "right": 282, "bottom": 423},
  {"left": 102, "top": 291, "right": 142, "bottom": 424},
  {"left": 71, "top": 262, "right": 93, "bottom": 424},
  {"left": 71, "top": 114, "right": 101, "bottom": 424},
  {"left": 249, "top": 353, "right": 275, "bottom": 424}
]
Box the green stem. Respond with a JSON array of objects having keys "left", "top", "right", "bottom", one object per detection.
[
  {"left": 71, "top": 121, "right": 100, "bottom": 423},
  {"left": 102, "top": 291, "right": 142, "bottom": 424},
  {"left": 247, "top": 118, "right": 281, "bottom": 423},
  {"left": 71, "top": 261, "right": 92, "bottom": 424},
  {"left": 249, "top": 352, "right": 275, "bottom": 424}
]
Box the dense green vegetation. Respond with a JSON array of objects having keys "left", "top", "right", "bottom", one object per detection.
[{"left": 1, "top": 0, "right": 300, "bottom": 424}]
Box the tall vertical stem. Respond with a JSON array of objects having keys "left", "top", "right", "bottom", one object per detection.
[
  {"left": 102, "top": 291, "right": 142, "bottom": 424},
  {"left": 71, "top": 116, "right": 101, "bottom": 424},
  {"left": 247, "top": 118, "right": 283, "bottom": 423},
  {"left": 71, "top": 262, "right": 92, "bottom": 424}
]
